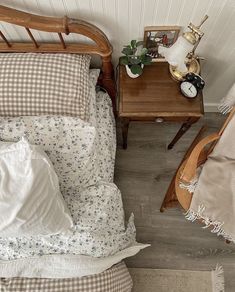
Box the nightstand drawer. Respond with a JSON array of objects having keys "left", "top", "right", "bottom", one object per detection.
[{"left": 122, "top": 116, "right": 192, "bottom": 123}]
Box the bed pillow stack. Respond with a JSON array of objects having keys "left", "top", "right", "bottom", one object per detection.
[{"left": 0, "top": 53, "right": 94, "bottom": 238}]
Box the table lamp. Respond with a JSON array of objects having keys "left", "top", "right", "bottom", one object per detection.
[{"left": 159, "top": 15, "right": 209, "bottom": 81}]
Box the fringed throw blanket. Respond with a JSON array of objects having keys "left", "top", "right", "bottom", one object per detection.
[{"left": 184, "top": 113, "right": 235, "bottom": 243}]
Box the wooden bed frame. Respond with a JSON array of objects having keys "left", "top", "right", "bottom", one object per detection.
[{"left": 0, "top": 5, "right": 116, "bottom": 113}]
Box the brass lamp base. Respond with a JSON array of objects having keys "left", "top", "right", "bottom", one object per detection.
[{"left": 169, "top": 58, "right": 200, "bottom": 82}]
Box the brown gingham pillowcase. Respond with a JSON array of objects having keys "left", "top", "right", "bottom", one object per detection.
[
  {"left": 0, "top": 262, "right": 133, "bottom": 292},
  {"left": 0, "top": 53, "right": 91, "bottom": 120}
]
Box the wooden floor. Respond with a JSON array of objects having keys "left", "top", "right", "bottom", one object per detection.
[{"left": 115, "top": 113, "right": 235, "bottom": 292}]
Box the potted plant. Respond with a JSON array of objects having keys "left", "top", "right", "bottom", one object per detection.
[{"left": 120, "top": 40, "right": 152, "bottom": 78}]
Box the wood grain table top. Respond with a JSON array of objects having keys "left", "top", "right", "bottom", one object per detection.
[{"left": 119, "top": 62, "right": 204, "bottom": 118}]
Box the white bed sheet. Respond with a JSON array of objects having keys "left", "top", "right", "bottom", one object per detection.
[{"left": 0, "top": 91, "right": 149, "bottom": 277}]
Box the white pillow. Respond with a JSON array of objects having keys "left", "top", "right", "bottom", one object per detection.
[{"left": 0, "top": 137, "right": 73, "bottom": 238}]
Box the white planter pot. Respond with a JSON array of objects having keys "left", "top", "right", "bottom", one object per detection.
[{"left": 125, "top": 64, "right": 144, "bottom": 78}]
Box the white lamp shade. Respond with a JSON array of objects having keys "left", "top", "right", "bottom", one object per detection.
[{"left": 158, "top": 36, "right": 194, "bottom": 72}]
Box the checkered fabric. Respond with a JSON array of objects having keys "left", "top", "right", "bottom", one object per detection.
[
  {"left": 0, "top": 53, "right": 91, "bottom": 120},
  {"left": 0, "top": 262, "right": 132, "bottom": 292}
]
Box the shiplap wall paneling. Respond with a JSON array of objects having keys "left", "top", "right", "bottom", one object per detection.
[{"left": 1, "top": 0, "right": 235, "bottom": 109}]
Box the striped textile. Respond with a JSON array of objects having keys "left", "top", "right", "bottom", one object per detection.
[{"left": 0, "top": 262, "right": 132, "bottom": 292}]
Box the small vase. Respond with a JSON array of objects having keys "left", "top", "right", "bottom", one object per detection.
[{"left": 125, "top": 64, "right": 144, "bottom": 78}]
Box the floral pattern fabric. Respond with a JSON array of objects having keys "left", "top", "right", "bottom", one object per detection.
[{"left": 0, "top": 91, "right": 137, "bottom": 260}]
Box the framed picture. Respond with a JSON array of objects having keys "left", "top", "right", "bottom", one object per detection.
[{"left": 144, "top": 26, "right": 181, "bottom": 61}]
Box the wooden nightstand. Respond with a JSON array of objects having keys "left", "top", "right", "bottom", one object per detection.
[{"left": 118, "top": 62, "right": 204, "bottom": 149}]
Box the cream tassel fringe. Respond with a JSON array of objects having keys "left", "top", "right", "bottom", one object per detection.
[
  {"left": 211, "top": 264, "right": 225, "bottom": 292},
  {"left": 218, "top": 83, "right": 235, "bottom": 114},
  {"left": 179, "top": 166, "right": 203, "bottom": 194},
  {"left": 179, "top": 177, "right": 198, "bottom": 193},
  {"left": 185, "top": 205, "right": 234, "bottom": 242},
  {"left": 218, "top": 103, "right": 233, "bottom": 115}
]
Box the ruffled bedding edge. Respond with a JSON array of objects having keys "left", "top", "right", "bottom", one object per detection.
[{"left": 0, "top": 243, "right": 149, "bottom": 278}]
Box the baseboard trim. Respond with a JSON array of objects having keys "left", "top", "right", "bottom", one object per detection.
[{"left": 204, "top": 103, "right": 219, "bottom": 112}]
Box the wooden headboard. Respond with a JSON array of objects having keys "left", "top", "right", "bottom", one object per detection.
[{"left": 0, "top": 5, "right": 116, "bottom": 113}]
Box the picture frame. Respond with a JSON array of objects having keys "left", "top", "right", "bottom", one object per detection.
[{"left": 144, "top": 26, "right": 181, "bottom": 62}]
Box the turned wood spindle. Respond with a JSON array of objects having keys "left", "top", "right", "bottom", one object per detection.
[
  {"left": 58, "top": 33, "right": 66, "bottom": 49},
  {"left": 0, "top": 30, "right": 11, "bottom": 47},
  {"left": 25, "top": 27, "right": 39, "bottom": 48}
]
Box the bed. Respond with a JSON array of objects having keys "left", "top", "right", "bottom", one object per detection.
[{"left": 0, "top": 5, "right": 148, "bottom": 291}]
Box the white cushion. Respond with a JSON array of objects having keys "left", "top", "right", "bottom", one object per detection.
[{"left": 0, "top": 137, "right": 73, "bottom": 238}]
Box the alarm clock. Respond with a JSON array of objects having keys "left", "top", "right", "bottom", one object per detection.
[{"left": 180, "top": 73, "right": 205, "bottom": 99}]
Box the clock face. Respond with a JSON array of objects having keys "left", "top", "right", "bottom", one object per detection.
[{"left": 180, "top": 81, "right": 198, "bottom": 98}]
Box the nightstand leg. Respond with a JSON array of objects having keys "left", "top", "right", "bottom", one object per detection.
[
  {"left": 121, "top": 118, "right": 130, "bottom": 149},
  {"left": 167, "top": 118, "right": 199, "bottom": 150}
]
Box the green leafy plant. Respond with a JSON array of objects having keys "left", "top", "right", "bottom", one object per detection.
[{"left": 120, "top": 40, "right": 152, "bottom": 75}]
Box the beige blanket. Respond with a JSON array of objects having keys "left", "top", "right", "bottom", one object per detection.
[{"left": 185, "top": 114, "right": 235, "bottom": 242}]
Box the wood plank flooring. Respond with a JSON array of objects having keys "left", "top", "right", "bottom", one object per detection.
[{"left": 115, "top": 113, "right": 235, "bottom": 292}]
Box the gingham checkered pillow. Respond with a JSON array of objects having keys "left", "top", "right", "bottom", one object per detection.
[
  {"left": 0, "top": 262, "right": 133, "bottom": 292},
  {"left": 0, "top": 53, "right": 91, "bottom": 120}
]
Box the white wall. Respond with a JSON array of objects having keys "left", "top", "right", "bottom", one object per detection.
[{"left": 1, "top": 0, "right": 235, "bottom": 110}]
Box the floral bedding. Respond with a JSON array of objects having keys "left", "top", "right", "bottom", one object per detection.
[{"left": 0, "top": 92, "right": 139, "bottom": 261}]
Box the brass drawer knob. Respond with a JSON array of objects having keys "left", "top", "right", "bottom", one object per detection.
[{"left": 155, "top": 117, "right": 164, "bottom": 123}]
